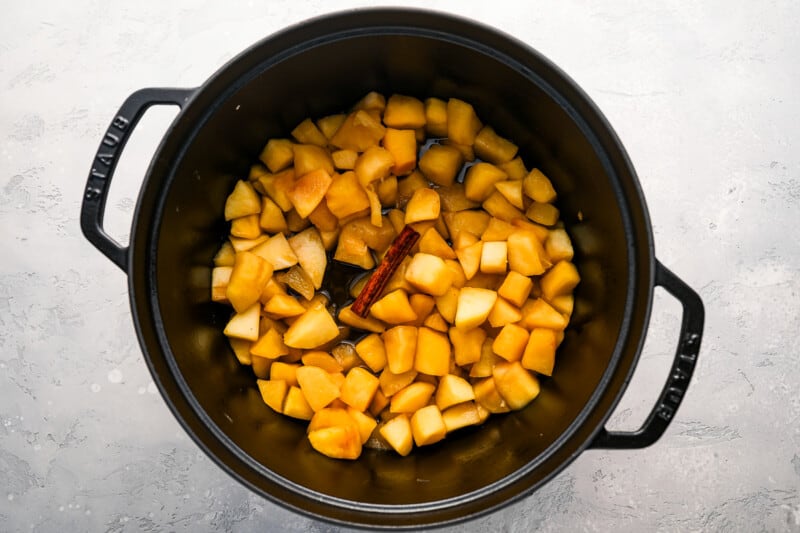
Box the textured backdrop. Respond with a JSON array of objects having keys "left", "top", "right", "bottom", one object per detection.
[{"left": 1, "top": 0, "right": 799, "bottom": 531}]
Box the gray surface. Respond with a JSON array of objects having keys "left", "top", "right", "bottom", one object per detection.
[{"left": 1, "top": 0, "right": 799, "bottom": 531}]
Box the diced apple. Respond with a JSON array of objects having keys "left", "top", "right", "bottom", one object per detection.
[
  {"left": 338, "top": 305, "right": 386, "bottom": 334},
  {"left": 293, "top": 143, "right": 334, "bottom": 177},
  {"left": 382, "top": 325, "right": 418, "bottom": 374},
  {"left": 288, "top": 228, "right": 327, "bottom": 289},
  {"left": 408, "top": 293, "right": 436, "bottom": 326},
  {"left": 377, "top": 176, "right": 398, "bottom": 206},
  {"left": 224, "top": 180, "right": 261, "bottom": 221},
  {"left": 378, "top": 368, "right": 418, "bottom": 398},
  {"left": 291, "top": 118, "right": 328, "bottom": 147},
  {"left": 334, "top": 225, "right": 374, "bottom": 270},
  {"left": 223, "top": 303, "right": 261, "bottom": 341},
  {"left": 325, "top": 171, "right": 371, "bottom": 220},
  {"left": 296, "top": 365, "right": 341, "bottom": 412},
  {"left": 379, "top": 413, "right": 413, "bottom": 456},
  {"left": 526, "top": 201, "right": 560, "bottom": 226},
  {"left": 442, "top": 210, "right": 491, "bottom": 238},
  {"left": 340, "top": 367, "right": 380, "bottom": 412},
  {"left": 442, "top": 402, "right": 482, "bottom": 432},
  {"left": 449, "top": 327, "right": 486, "bottom": 366},
  {"left": 251, "top": 232, "right": 298, "bottom": 270},
  {"left": 283, "top": 306, "right": 340, "bottom": 349},
  {"left": 523, "top": 168, "right": 557, "bottom": 203},
  {"left": 383, "top": 94, "right": 426, "bottom": 129},
  {"left": 259, "top": 138, "right": 294, "bottom": 173},
  {"left": 499, "top": 156, "right": 528, "bottom": 181},
  {"left": 286, "top": 167, "right": 332, "bottom": 219},
  {"left": 251, "top": 327, "right": 290, "bottom": 359},
  {"left": 493, "top": 361, "right": 541, "bottom": 410},
  {"left": 418, "top": 144, "right": 463, "bottom": 186},
  {"left": 264, "top": 293, "right": 306, "bottom": 318},
  {"left": 507, "top": 229, "right": 549, "bottom": 276},
  {"left": 494, "top": 180, "right": 525, "bottom": 210},
  {"left": 472, "top": 377, "right": 510, "bottom": 413},
  {"left": 464, "top": 163, "right": 508, "bottom": 202},
  {"left": 383, "top": 128, "right": 417, "bottom": 175},
  {"left": 355, "top": 146, "right": 394, "bottom": 188},
  {"left": 540, "top": 260, "right": 580, "bottom": 300},
  {"left": 435, "top": 374, "right": 475, "bottom": 411},
  {"left": 519, "top": 298, "right": 568, "bottom": 330},
  {"left": 251, "top": 355, "right": 272, "bottom": 379},
  {"left": 473, "top": 126, "right": 518, "bottom": 164},
  {"left": 455, "top": 287, "right": 497, "bottom": 329},
  {"left": 434, "top": 287, "right": 461, "bottom": 324},
  {"left": 390, "top": 382, "right": 436, "bottom": 413},
  {"left": 410, "top": 405, "right": 446, "bottom": 447},
  {"left": 497, "top": 271, "right": 534, "bottom": 307},
  {"left": 545, "top": 228, "right": 575, "bottom": 262},
  {"left": 211, "top": 266, "right": 232, "bottom": 303},
  {"left": 521, "top": 328, "right": 558, "bottom": 376},
  {"left": 213, "top": 241, "right": 236, "bottom": 267},
  {"left": 405, "top": 253, "right": 453, "bottom": 296},
  {"left": 480, "top": 241, "right": 507, "bottom": 275},
  {"left": 414, "top": 327, "right": 451, "bottom": 376},
  {"left": 487, "top": 297, "right": 522, "bottom": 328},
  {"left": 418, "top": 227, "right": 456, "bottom": 259},
  {"left": 283, "top": 385, "right": 314, "bottom": 420},
  {"left": 354, "top": 91, "right": 387, "bottom": 112},
  {"left": 285, "top": 208, "right": 310, "bottom": 232},
  {"left": 481, "top": 217, "right": 515, "bottom": 242},
  {"left": 404, "top": 188, "right": 441, "bottom": 224},
  {"left": 482, "top": 191, "right": 525, "bottom": 223},
  {"left": 353, "top": 333, "right": 388, "bottom": 373},
  {"left": 424, "top": 97, "right": 448, "bottom": 137},
  {"left": 274, "top": 265, "right": 315, "bottom": 301},
  {"left": 331, "top": 149, "right": 358, "bottom": 170},
  {"left": 446, "top": 98, "right": 482, "bottom": 146},
  {"left": 259, "top": 197, "right": 288, "bottom": 233},
  {"left": 257, "top": 379, "right": 288, "bottom": 413},
  {"left": 438, "top": 183, "right": 480, "bottom": 212},
  {"left": 230, "top": 214, "right": 261, "bottom": 239},
  {"left": 423, "top": 312, "right": 448, "bottom": 332},
  {"left": 308, "top": 426, "right": 362, "bottom": 460},
  {"left": 396, "top": 170, "right": 429, "bottom": 209},
  {"left": 270, "top": 361, "right": 300, "bottom": 386},
  {"left": 228, "top": 337, "right": 252, "bottom": 365},
  {"left": 370, "top": 290, "right": 418, "bottom": 324},
  {"left": 330, "top": 110, "right": 386, "bottom": 152},
  {"left": 226, "top": 251, "right": 273, "bottom": 313},
  {"left": 258, "top": 168, "right": 296, "bottom": 212},
  {"left": 492, "top": 323, "right": 530, "bottom": 362},
  {"left": 301, "top": 351, "right": 343, "bottom": 373}
]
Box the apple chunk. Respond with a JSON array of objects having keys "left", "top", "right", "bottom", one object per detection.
[
  {"left": 288, "top": 228, "right": 327, "bottom": 290},
  {"left": 454, "top": 287, "right": 497, "bottom": 329},
  {"left": 283, "top": 306, "right": 340, "bottom": 349}
]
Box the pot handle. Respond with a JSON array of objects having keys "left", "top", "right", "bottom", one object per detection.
[
  {"left": 589, "top": 261, "right": 704, "bottom": 449},
  {"left": 80, "top": 87, "right": 195, "bottom": 271}
]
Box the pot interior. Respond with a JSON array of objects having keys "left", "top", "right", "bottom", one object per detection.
[{"left": 146, "top": 15, "right": 645, "bottom": 517}]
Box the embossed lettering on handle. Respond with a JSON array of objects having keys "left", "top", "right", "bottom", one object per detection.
[
  {"left": 80, "top": 88, "right": 194, "bottom": 271},
  {"left": 590, "top": 262, "right": 705, "bottom": 450}
]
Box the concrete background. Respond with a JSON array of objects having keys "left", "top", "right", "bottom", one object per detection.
[{"left": 1, "top": 0, "right": 799, "bottom": 530}]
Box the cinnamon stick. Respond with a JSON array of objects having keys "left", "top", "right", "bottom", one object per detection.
[{"left": 351, "top": 226, "right": 420, "bottom": 318}]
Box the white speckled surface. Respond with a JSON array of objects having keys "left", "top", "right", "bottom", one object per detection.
[{"left": 2, "top": 0, "right": 799, "bottom": 530}]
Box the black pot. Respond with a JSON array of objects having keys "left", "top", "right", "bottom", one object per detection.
[{"left": 80, "top": 9, "right": 704, "bottom": 529}]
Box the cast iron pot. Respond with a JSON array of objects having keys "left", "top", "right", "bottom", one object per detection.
[{"left": 80, "top": 8, "right": 704, "bottom": 529}]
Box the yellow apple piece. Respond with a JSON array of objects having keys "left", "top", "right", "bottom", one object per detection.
[
  {"left": 473, "top": 125, "right": 518, "bottom": 164},
  {"left": 481, "top": 217, "right": 515, "bottom": 242},
  {"left": 301, "top": 351, "right": 343, "bottom": 373},
  {"left": 308, "top": 425, "right": 362, "bottom": 460},
  {"left": 331, "top": 149, "right": 358, "bottom": 170},
  {"left": 250, "top": 328, "right": 290, "bottom": 359},
  {"left": 414, "top": 327, "right": 451, "bottom": 376},
  {"left": 211, "top": 266, "right": 232, "bottom": 303},
  {"left": 337, "top": 304, "right": 385, "bottom": 334},
  {"left": 258, "top": 197, "right": 288, "bottom": 234},
  {"left": 291, "top": 117, "right": 328, "bottom": 147},
  {"left": 472, "top": 377, "right": 510, "bottom": 413},
  {"left": 464, "top": 162, "right": 508, "bottom": 202},
  {"left": 213, "top": 241, "right": 236, "bottom": 267},
  {"left": 354, "top": 91, "right": 387, "bottom": 112},
  {"left": 540, "top": 260, "right": 581, "bottom": 300},
  {"left": 442, "top": 402, "right": 482, "bottom": 432},
  {"left": 442, "top": 210, "right": 491, "bottom": 238},
  {"left": 296, "top": 365, "right": 341, "bottom": 412},
  {"left": 283, "top": 385, "right": 314, "bottom": 420},
  {"left": 230, "top": 214, "right": 261, "bottom": 240},
  {"left": 493, "top": 361, "right": 541, "bottom": 410},
  {"left": 410, "top": 405, "right": 447, "bottom": 447},
  {"left": 492, "top": 323, "right": 530, "bottom": 362},
  {"left": 404, "top": 188, "right": 441, "bottom": 224},
  {"left": 521, "top": 328, "right": 558, "bottom": 376},
  {"left": 307, "top": 199, "right": 338, "bottom": 233},
  {"left": 507, "top": 229, "right": 549, "bottom": 276},
  {"left": 383, "top": 94, "right": 426, "bottom": 129},
  {"left": 449, "top": 327, "right": 486, "bottom": 366},
  {"left": 549, "top": 294, "right": 574, "bottom": 316},
  {"left": 316, "top": 113, "right": 346, "bottom": 139},
  {"left": 286, "top": 167, "right": 332, "bottom": 219},
  {"left": 405, "top": 252, "right": 453, "bottom": 296},
  {"left": 494, "top": 179, "right": 525, "bottom": 210},
  {"left": 523, "top": 168, "right": 557, "bottom": 203},
  {"left": 424, "top": 97, "right": 448, "bottom": 137},
  {"left": 378, "top": 368, "right": 418, "bottom": 397},
  {"left": 499, "top": 156, "right": 528, "bottom": 181},
  {"left": 456, "top": 240, "right": 483, "bottom": 281},
  {"left": 370, "top": 289, "right": 418, "bottom": 324},
  {"left": 482, "top": 191, "right": 525, "bottom": 223},
  {"left": 480, "top": 241, "right": 507, "bottom": 275},
  {"left": 224, "top": 180, "right": 261, "bottom": 221},
  {"left": 379, "top": 413, "right": 413, "bottom": 456},
  {"left": 382, "top": 325, "right": 418, "bottom": 374},
  {"left": 418, "top": 144, "right": 463, "bottom": 187},
  {"left": 228, "top": 337, "right": 252, "bottom": 365},
  {"left": 437, "top": 183, "right": 480, "bottom": 212},
  {"left": 223, "top": 303, "right": 261, "bottom": 341},
  {"left": 270, "top": 361, "right": 300, "bottom": 386},
  {"left": 383, "top": 128, "right": 417, "bottom": 175},
  {"left": 346, "top": 407, "right": 378, "bottom": 445},
  {"left": 334, "top": 225, "right": 375, "bottom": 270},
  {"left": 390, "top": 382, "right": 436, "bottom": 413},
  {"left": 435, "top": 374, "right": 475, "bottom": 411},
  {"left": 455, "top": 287, "right": 497, "bottom": 329},
  {"left": 263, "top": 293, "right": 306, "bottom": 318},
  {"left": 396, "top": 170, "right": 429, "bottom": 209},
  {"left": 325, "top": 171, "right": 371, "bottom": 220},
  {"left": 330, "top": 109, "right": 386, "bottom": 152},
  {"left": 226, "top": 251, "right": 273, "bottom": 313},
  {"left": 446, "top": 98, "right": 482, "bottom": 146},
  {"left": 339, "top": 367, "right": 380, "bottom": 412},
  {"left": 545, "top": 228, "right": 575, "bottom": 263},
  {"left": 526, "top": 201, "right": 560, "bottom": 226},
  {"left": 256, "top": 379, "right": 288, "bottom": 413},
  {"left": 519, "top": 298, "right": 569, "bottom": 330},
  {"left": 433, "top": 286, "right": 460, "bottom": 324},
  {"left": 251, "top": 232, "right": 298, "bottom": 270},
  {"left": 408, "top": 293, "right": 436, "bottom": 326},
  {"left": 257, "top": 168, "right": 296, "bottom": 212},
  {"left": 487, "top": 297, "right": 522, "bottom": 328},
  {"left": 259, "top": 138, "right": 294, "bottom": 173},
  {"left": 288, "top": 227, "right": 327, "bottom": 289},
  {"left": 418, "top": 227, "right": 456, "bottom": 259},
  {"left": 283, "top": 306, "right": 339, "bottom": 349},
  {"left": 251, "top": 355, "right": 272, "bottom": 379},
  {"left": 497, "top": 271, "right": 534, "bottom": 307},
  {"left": 422, "top": 311, "right": 448, "bottom": 332}
]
